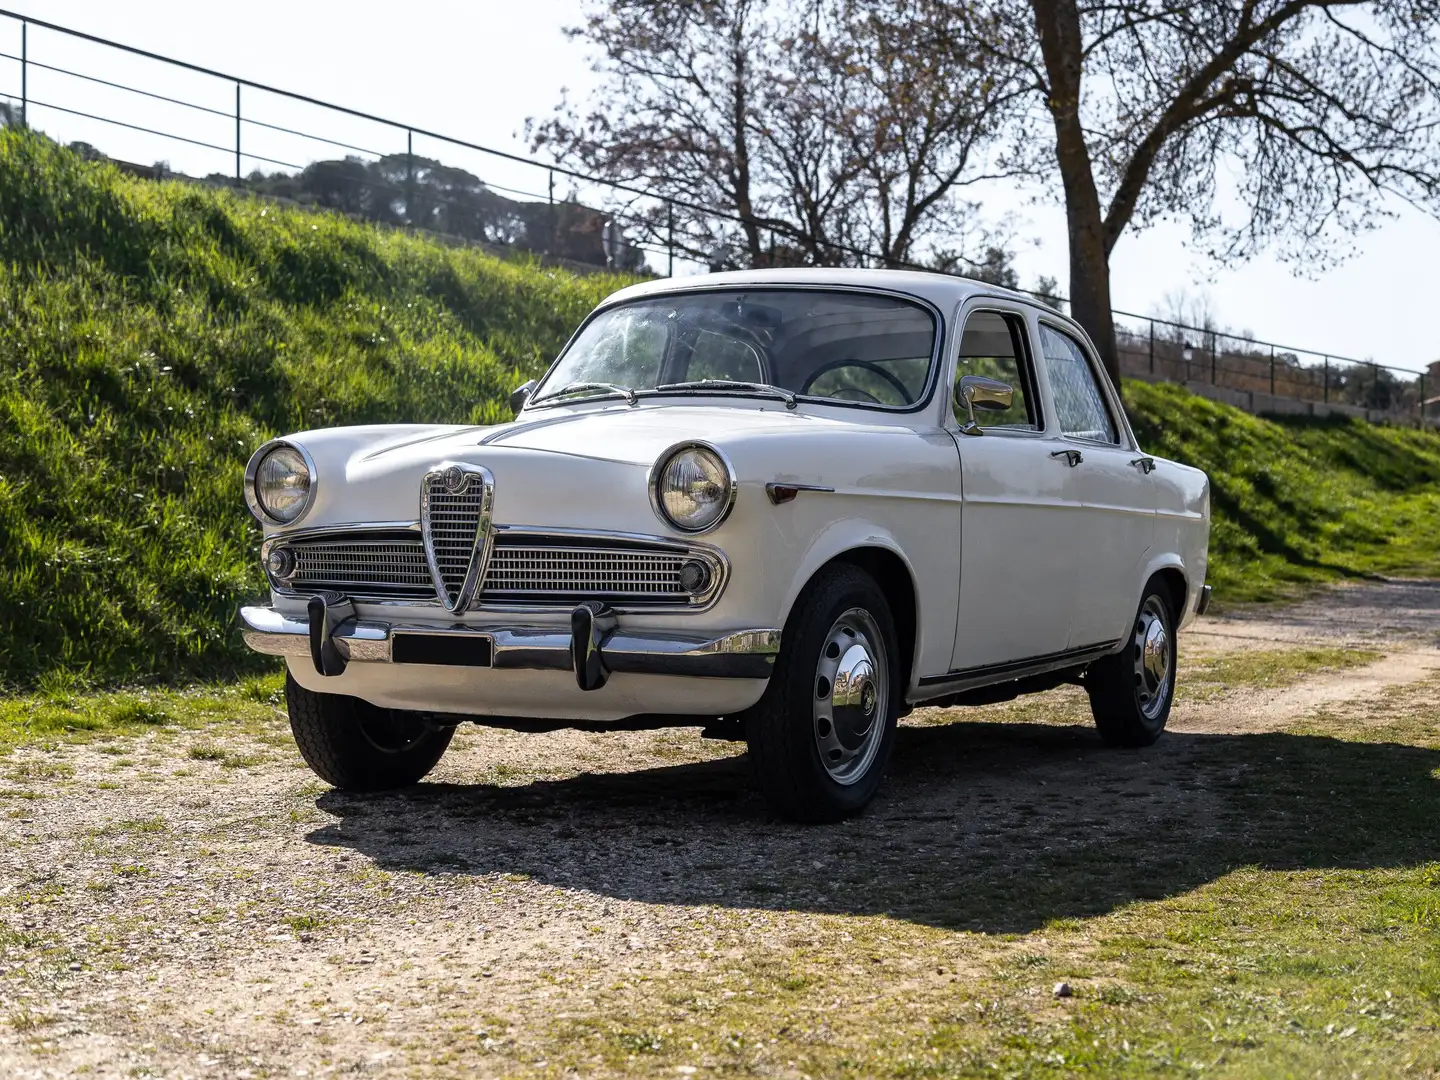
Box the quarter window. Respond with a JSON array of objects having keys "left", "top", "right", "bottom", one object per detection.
[
  {"left": 1039, "top": 325, "right": 1118, "bottom": 443},
  {"left": 954, "top": 311, "right": 1038, "bottom": 430}
]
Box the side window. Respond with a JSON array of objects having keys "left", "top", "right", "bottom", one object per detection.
[
  {"left": 953, "top": 311, "right": 1038, "bottom": 430},
  {"left": 685, "top": 329, "right": 763, "bottom": 382},
  {"left": 1038, "top": 325, "right": 1118, "bottom": 443}
]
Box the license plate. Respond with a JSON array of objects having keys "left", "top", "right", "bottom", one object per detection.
[{"left": 390, "top": 632, "right": 494, "bottom": 668}]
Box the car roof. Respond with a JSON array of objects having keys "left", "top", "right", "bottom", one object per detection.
[{"left": 601, "top": 267, "right": 1040, "bottom": 312}]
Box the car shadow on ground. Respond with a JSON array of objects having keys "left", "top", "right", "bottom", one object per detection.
[{"left": 307, "top": 719, "right": 1440, "bottom": 934}]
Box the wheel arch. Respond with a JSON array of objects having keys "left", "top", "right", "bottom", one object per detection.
[
  {"left": 788, "top": 543, "right": 921, "bottom": 690},
  {"left": 1143, "top": 559, "right": 1189, "bottom": 625}
]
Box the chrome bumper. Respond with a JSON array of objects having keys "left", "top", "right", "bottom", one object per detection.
[{"left": 239, "top": 601, "right": 780, "bottom": 687}]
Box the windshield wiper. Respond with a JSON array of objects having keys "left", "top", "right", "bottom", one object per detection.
[
  {"left": 651, "top": 380, "right": 797, "bottom": 410},
  {"left": 532, "top": 381, "right": 637, "bottom": 406}
]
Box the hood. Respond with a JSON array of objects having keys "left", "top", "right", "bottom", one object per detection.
[
  {"left": 361, "top": 401, "right": 890, "bottom": 468},
  {"left": 269, "top": 402, "right": 918, "bottom": 538}
]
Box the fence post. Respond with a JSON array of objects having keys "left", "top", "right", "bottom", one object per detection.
[
  {"left": 1148, "top": 320, "right": 1154, "bottom": 375},
  {"left": 1421, "top": 371, "right": 1428, "bottom": 429},
  {"left": 1269, "top": 345, "right": 1276, "bottom": 397},
  {"left": 405, "top": 129, "right": 414, "bottom": 226},
  {"left": 1211, "top": 337, "right": 1217, "bottom": 384},
  {"left": 547, "top": 168, "right": 555, "bottom": 256},
  {"left": 667, "top": 202, "right": 674, "bottom": 277},
  {"left": 19, "top": 21, "right": 26, "bottom": 129},
  {"left": 1371, "top": 362, "right": 1379, "bottom": 411},
  {"left": 1323, "top": 356, "right": 1329, "bottom": 403},
  {"left": 234, "top": 83, "right": 241, "bottom": 182}
]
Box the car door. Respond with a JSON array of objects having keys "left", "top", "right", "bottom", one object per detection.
[
  {"left": 949, "top": 303, "right": 1083, "bottom": 672},
  {"left": 1033, "top": 320, "right": 1156, "bottom": 650}
]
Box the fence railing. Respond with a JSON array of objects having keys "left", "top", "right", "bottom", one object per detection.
[{"left": 0, "top": 7, "right": 1434, "bottom": 427}]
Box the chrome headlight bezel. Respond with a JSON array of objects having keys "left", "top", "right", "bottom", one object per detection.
[
  {"left": 244, "top": 439, "right": 317, "bottom": 526},
  {"left": 649, "top": 441, "right": 737, "bottom": 535}
]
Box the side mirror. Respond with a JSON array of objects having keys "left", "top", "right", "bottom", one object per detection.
[
  {"left": 955, "top": 374, "right": 1014, "bottom": 436},
  {"left": 509, "top": 379, "right": 537, "bottom": 414}
]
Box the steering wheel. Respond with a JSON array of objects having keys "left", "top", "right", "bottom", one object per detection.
[{"left": 799, "top": 359, "right": 912, "bottom": 404}]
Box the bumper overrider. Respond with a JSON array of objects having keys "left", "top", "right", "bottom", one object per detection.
[{"left": 239, "top": 594, "right": 781, "bottom": 691}]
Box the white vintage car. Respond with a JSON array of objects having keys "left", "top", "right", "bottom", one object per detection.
[{"left": 240, "top": 269, "right": 1210, "bottom": 820}]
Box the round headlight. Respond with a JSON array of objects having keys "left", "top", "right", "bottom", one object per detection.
[
  {"left": 652, "top": 444, "right": 734, "bottom": 534},
  {"left": 247, "top": 443, "right": 314, "bottom": 525}
]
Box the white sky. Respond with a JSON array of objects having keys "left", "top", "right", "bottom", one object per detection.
[{"left": 2, "top": 0, "right": 1435, "bottom": 373}]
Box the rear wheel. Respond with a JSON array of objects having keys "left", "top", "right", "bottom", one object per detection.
[
  {"left": 745, "top": 564, "right": 901, "bottom": 822},
  {"left": 1086, "top": 580, "right": 1177, "bottom": 747},
  {"left": 285, "top": 672, "right": 454, "bottom": 790}
]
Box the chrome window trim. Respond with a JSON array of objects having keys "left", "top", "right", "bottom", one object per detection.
[
  {"left": 263, "top": 522, "right": 731, "bottom": 613},
  {"left": 949, "top": 302, "right": 1047, "bottom": 435},
  {"left": 648, "top": 440, "right": 739, "bottom": 536},
  {"left": 420, "top": 463, "right": 496, "bottom": 615},
  {"left": 244, "top": 439, "right": 318, "bottom": 527},
  {"left": 523, "top": 284, "right": 947, "bottom": 417}
]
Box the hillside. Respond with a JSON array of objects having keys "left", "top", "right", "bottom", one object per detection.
[{"left": 1, "top": 132, "right": 1437, "bottom": 687}]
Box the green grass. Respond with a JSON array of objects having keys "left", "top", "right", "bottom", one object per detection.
[
  {"left": 0, "top": 671, "right": 285, "bottom": 752},
  {"left": 1181, "top": 646, "right": 1380, "bottom": 702},
  {"left": 0, "top": 130, "right": 1436, "bottom": 686},
  {"left": 1126, "top": 381, "right": 1440, "bottom": 603},
  {"left": 0, "top": 130, "right": 628, "bottom": 688}
]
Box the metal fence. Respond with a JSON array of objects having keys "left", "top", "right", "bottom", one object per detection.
[{"left": 0, "top": 7, "right": 1433, "bottom": 427}]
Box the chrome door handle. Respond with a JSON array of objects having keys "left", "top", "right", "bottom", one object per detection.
[
  {"left": 1050, "top": 449, "right": 1083, "bottom": 467},
  {"left": 1130, "top": 456, "right": 1156, "bottom": 474}
]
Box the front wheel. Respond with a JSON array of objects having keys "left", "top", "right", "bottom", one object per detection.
[
  {"left": 285, "top": 672, "right": 454, "bottom": 790},
  {"left": 1086, "top": 580, "right": 1177, "bottom": 747},
  {"left": 745, "top": 564, "right": 901, "bottom": 822}
]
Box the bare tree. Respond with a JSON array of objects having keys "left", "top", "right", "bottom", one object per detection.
[
  {"left": 529, "top": 0, "right": 1024, "bottom": 270},
  {"left": 954, "top": 0, "right": 1440, "bottom": 383}
]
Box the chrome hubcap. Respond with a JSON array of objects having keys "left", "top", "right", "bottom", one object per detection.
[
  {"left": 813, "top": 608, "right": 888, "bottom": 785},
  {"left": 1133, "top": 596, "right": 1172, "bottom": 720}
]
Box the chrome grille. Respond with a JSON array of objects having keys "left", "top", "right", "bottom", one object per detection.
[
  {"left": 278, "top": 536, "right": 434, "bottom": 599},
  {"left": 481, "top": 543, "right": 691, "bottom": 603},
  {"left": 423, "top": 473, "right": 487, "bottom": 607}
]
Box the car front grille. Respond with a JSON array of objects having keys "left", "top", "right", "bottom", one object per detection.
[
  {"left": 480, "top": 543, "right": 692, "bottom": 603},
  {"left": 283, "top": 535, "right": 435, "bottom": 599},
  {"left": 268, "top": 530, "right": 721, "bottom": 608},
  {"left": 424, "top": 472, "right": 489, "bottom": 607}
]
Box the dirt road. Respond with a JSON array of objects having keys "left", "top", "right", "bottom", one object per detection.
[{"left": 2, "top": 581, "right": 1438, "bottom": 1078}]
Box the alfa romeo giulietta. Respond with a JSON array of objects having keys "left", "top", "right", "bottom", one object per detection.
[{"left": 240, "top": 269, "right": 1211, "bottom": 821}]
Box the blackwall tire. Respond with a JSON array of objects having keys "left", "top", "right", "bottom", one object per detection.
[
  {"left": 285, "top": 672, "right": 454, "bottom": 791},
  {"left": 745, "top": 564, "right": 901, "bottom": 823},
  {"left": 1086, "top": 577, "right": 1178, "bottom": 748}
]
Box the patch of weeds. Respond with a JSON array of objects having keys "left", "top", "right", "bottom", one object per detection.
[
  {"left": 285, "top": 915, "right": 326, "bottom": 934},
  {"left": 6, "top": 760, "right": 74, "bottom": 782},
  {"left": 220, "top": 752, "right": 263, "bottom": 769},
  {"left": 187, "top": 743, "right": 226, "bottom": 762},
  {"left": 103, "top": 699, "right": 171, "bottom": 727},
  {"left": 612, "top": 1030, "right": 666, "bottom": 1054},
  {"left": 110, "top": 863, "right": 149, "bottom": 878},
  {"left": 8, "top": 1010, "right": 54, "bottom": 1033}
]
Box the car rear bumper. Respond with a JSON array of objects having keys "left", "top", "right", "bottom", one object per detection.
[{"left": 239, "top": 601, "right": 781, "bottom": 685}]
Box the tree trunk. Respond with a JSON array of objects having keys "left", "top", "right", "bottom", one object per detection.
[{"left": 1030, "top": 0, "right": 1122, "bottom": 387}]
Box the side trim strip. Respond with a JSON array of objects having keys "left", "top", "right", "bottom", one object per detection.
[{"left": 913, "top": 640, "right": 1122, "bottom": 701}]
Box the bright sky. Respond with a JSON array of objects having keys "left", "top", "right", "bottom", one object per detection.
[{"left": 2, "top": 0, "right": 1435, "bottom": 373}]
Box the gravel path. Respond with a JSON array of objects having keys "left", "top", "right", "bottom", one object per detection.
[{"left": 2, "top": 581, "right": 1437, "bottom": 1078}]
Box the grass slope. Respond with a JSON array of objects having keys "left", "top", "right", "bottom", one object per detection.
[
  {"left": 0, "top": 132, "right": 625, "bottom": 687},
  {"left": 0, "top": 132, "right": 1436, "bottom": 687},
  {"left": 1127, "top": 381, "right": 1440, "bottom": 603}
]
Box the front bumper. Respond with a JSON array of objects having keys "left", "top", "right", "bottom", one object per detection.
[{"left": 239, "top": 601, "right": 781, "bottom": 687}]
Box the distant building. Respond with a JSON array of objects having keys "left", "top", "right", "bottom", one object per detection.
[{"left": 1427, "top": 360, "right": 1440, "bottom": 425}]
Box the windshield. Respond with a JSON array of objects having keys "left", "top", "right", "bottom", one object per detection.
[{"left": 532, "top": 289, "right": 939, "bottom": 409}]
